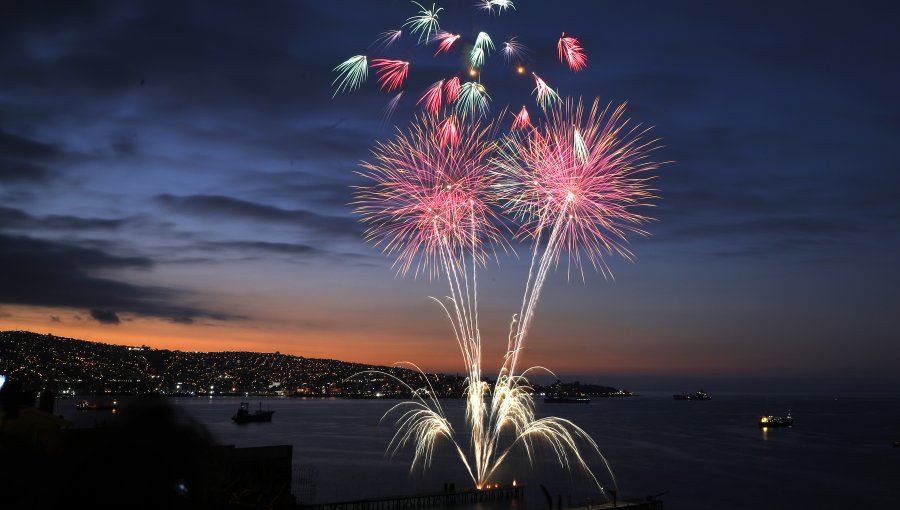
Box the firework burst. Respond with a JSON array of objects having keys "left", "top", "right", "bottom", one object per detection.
[
  {"left": 558, "top": 32, "right": 587, "bottom": 72},
  {"left": 501, "top": 36, "right": 529, "bottom": 64},
  {"left": 432, "top": 31, "right": 461, "bottom": 55},
  {"left": 444, "top": 77, "right": 461, "bottom": 103},
  {"left": 371, "top": 59, "right": 410, "bottom": 92},
  {"left": 457, "top": 81, "right": 491, "bottom": 117},
  {"left": 493, "top": 98, "right": 660, "bottom": 375},
  {"left": 532, "top": 72, "right": 560, "bottom": 110},
  {"left": 373, "top": 29, "right": 403, "bottom": 51},
  {"left": 511, "top": 105, "right": 531, "bottom": 130},
  {"left": 417, "top": 80, "right": 445, "bottom": 115},
  {"left": 355, "top": 113, "right": 504, "bottom": 277},
  {"left": 404, "top": 1, "right": 443, "bottom": 44},
  {"left": 331, "top": 55, "right": 368, "bottom": 97}
]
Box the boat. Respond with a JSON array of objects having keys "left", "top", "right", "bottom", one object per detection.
[
  {"left": 75, "top": 399, "right": 118, "bottom": 411},
  {"left": 232, "top": 402, "right": 275, "bottom": 423},
  {"left": 673, "top": 390, "right": 711, "bottom": 401},
  {"left": 759, "top": 411, "right": 793, "bottom": 428},
  {"left": 543, "top": 395, "right": 591, "bottom": 404},
  {"left": 892, "top": 441, "right": 899, "bottom": 448}
]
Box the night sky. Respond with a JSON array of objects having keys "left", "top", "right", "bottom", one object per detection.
[{"left": 2, "top": 1, "right": 898, "bottom": 388}]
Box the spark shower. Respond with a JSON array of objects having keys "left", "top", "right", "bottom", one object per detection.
[{"left": 339, "top": 0, "right": 663, "bottom": 498}]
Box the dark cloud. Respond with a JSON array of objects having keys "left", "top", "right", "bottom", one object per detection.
[
  {"left": 198, "top": 241, "right": 321, "bottom": 256},
  {"left": 50, "top": 316, "right": 61, "bottom": 323},
  {"left": 90, "top": 309, "right": 120, "bottom": 325},
  {"left": 155, "top": 194, "right": 360, "bottom": 238},
  {"left": 0, "top": 130, "right": 63, "bottom": 183},
  {"left": 0, "top": 234, "right": 239, "bottom": 322},
  {"left": 0, "top": 206, "right": 126, "bottom": 231}
]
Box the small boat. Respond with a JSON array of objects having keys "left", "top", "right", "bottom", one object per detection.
[
  {"left": 76, "top": 399, "right": 118, "bottom": 411},
  {"left": 543, "top": 395, "right": 591, "bottom": 404},
  {"left": 759, "top": 411, "right": 793, "bottom": 428},
  {"left": 232, "top": 402, "right": 274, "bottom": 423},
  {"left": 673, "top": 390, "right": 711, "bottom": 401},
  {"left": 892, "top": 441, "right": 899, "bottom": 448}
]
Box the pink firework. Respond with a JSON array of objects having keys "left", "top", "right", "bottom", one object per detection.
[
  {"left": 417, "top": 80, "right": 445, "bottom": 114},
  {"left": 511, "top": 105, "right": 531, "bottom": 130},
  {"left": 371, "top": 59, "right": 410, "bottom": 92},
  {"left": 433, "top": 31, "right": 461, "bottom": 56},
  {"left": 438, "top": 115, "right": 459, "bottom": 147},
  {"left": 444, "top": 77, "right": 461, "bottom": 103},
  {"left": 558, "top": 32, "right": 587, "bottom": 72},
  {"left": 493, "top": 98, "right": 659, "bottom": 276},
  {"left": 355, "top": 114, "right": 505, "bottom": 277}
]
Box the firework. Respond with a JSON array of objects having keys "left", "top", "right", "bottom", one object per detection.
[
  {"left": 490, "top": 0, "right": 515, "bottom": 12},
  {"left": 355, "top": 113, "right": 503, "bottom": 276},
  {"left": 331, "top": 55, "right": 368, "bottom": 97},
  {"left": 532, "top": 72, "right": 560, "bottom": 110},
  {"left": 478, "top": 0, "right": 516, "bottom": 13},
  {"left": 511, "top": 105, "right": 531, "bottom": 130},
  {"left": 457, "top": 81, "right": 491, "bottom": 116},
  {"left": 558, "top": 32, "right": 587, "bottom": 72},
  {"left": 573, "top": 127, "right": 588, "bottom": 164},
  {"left": 501, "top": 37, "right": 529, "bottom": 64},
  {"left": 383, "top": 91, "right": 404, "bottom": 124},
  {"left": 371, "top": 59, "right": 410, "bottom": 92},
  {"left": 432, "top": 31, "right": 461, "bottom": 56},
  {"left": 341, "top": 1, "right": 654, "bottom": 498},
  {"left": 438, "top": 115, "right": 459, "bottom": 147},
  {"left": 474, "top": 32, "right": 494, "bottom": 57},
  {"left": 417, "top": 80, "right": 445, "bottom": 114},
  {"left": 404, "top": 1, "right": 443, "bottom": 44},
  {"left": 373, "top": 29, "right": 403, "bottom": 51},
  {"left": 493, "top": 98, "right": 660, "bottom": 376},
  {"left": 444, "top": 77, "right": 461, "bottom": 103}
]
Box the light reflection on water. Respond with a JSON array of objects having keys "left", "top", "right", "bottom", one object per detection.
[{"left": 57, "top": 393, "right": 900, "bottom": 509}]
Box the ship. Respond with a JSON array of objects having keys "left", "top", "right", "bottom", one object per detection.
[
  {"left": 543, "top": 395, "right": 591, "bottom": 404},
  {"left": 759, "top": 411, "right": 793, "bottom": 428},
  {"left": 75, "top": 399, "right": 118, "bottom": 411},
  {"left": 673, "top": 390, "right": 711, "bottom": 401},
  {"left": 232, "top": 402, "right": 275, "bottom": 423}
]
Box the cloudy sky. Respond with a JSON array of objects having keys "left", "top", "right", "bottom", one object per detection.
[{"left": 2, "top": 0, "right": 898, "bottom": 386}]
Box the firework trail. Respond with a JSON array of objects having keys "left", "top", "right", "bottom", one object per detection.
[
  {"left": 373, "top": 29, "right": 403, "bottom": 51},
  {"left": 371, "top": 59, "right": 410, "bottom": 92},
  {"left": 383, "top": 91, "right": 405, "bottom": 125},
  {"left": 404, "top": 1, "right": 443, "bottom": 44},
  {"left": 331, "top": 55, "right": 368, "bottom": 97},
  {"left": 558, "top": 32, "right": 587, "bottom": 72},
  {"left": 432, "top": 31, "right": 461, "bottom": 55},
  {"left": 493, "top": 98, "right": 660, "bottom": 377}
]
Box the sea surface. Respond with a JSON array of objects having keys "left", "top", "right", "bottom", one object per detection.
[{"left": 59, "top": 392, "right": 900, "bottom": 509}]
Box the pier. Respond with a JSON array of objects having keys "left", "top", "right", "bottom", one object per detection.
[{"left": 298, "top": 484, "right": 524, "bottom": 510}]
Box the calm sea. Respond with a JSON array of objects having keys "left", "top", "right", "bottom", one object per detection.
[{"left": 59, "top": 392, "right": 900, "bottom": 509}]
